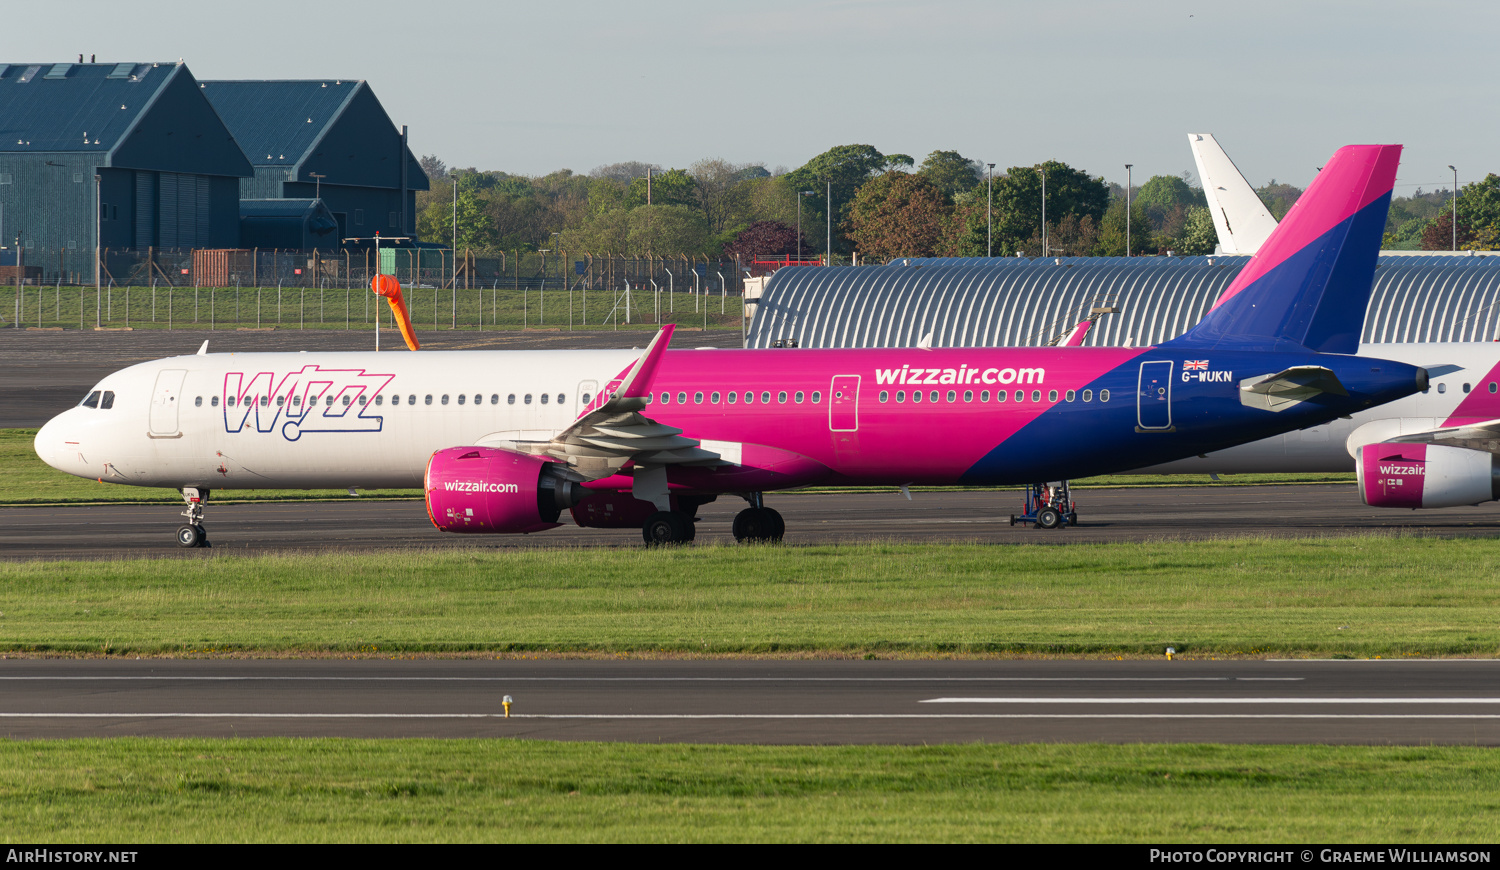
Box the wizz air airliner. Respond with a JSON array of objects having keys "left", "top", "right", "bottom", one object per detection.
[{"left": 35, "top": 145, "right": 1432, "bottom": 547}]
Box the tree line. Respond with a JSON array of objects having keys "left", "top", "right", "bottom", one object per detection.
[{"left": 414, "top": 147, "right": 1500, "bottom": 260}]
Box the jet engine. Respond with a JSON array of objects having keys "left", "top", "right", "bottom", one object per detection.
[
  {"left": 1356, "top": 443, "right": 1500, "bottom": 509},
  {"left": 425, "top": 446, "right": 584, "bottom": 533}
]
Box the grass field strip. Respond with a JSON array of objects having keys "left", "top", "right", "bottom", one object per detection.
[
  {"left": 4, "top": 712, "right": 1500, "bottom": 720},
  {"left": 0, "top": 676, "right": 1302, "bottom": 682},
  {"left": 923, "top": 697, "right": 1500, "bottom": 704}
]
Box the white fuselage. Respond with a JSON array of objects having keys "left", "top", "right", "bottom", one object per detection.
[{"left": 34, "top": 349, "right": 639, "bottom": 490}]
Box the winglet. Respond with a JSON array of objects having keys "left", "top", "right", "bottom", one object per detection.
[{"left": 612, "top": 324, "right": 675, "bottom": 400}]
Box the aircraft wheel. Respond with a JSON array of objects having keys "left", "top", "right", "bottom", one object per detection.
[
  {"left": 176, "top": 524, "right": 204, "bottom": 548},
  {"left": 643, "top": 511, "right": 691, "bottom": 546},
  {"left": 1035, "top": 507, "right": 1062, "bottom": 530},
  {"left": 764, "top": 507, "right": 785, "bottom": 541},
  {"left": 733, "top": 507, "right": 784, "bottom": 543}
]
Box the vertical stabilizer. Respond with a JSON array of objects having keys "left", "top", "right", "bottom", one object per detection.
[
  {"left": 1169, "top": 144, "right": 1401, "bottom": 354},
  {"left": 1188, "top": 133, "right": 1280, "bottom": 254}
]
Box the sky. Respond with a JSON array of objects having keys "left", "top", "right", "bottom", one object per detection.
[{"left": 8, "top": 0, "right": 1495, "bottom": 193}]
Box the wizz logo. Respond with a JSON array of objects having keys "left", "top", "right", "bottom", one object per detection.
[{"left": 222, "top": 365, "right": 395, "bottom": 441}]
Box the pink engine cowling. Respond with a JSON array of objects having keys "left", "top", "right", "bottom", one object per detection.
[
  {"left": 425, "top": 446, "right": 583, "bottom": 533},
  {"left": 1357, "top": 443, "right": 1500, "bottom": 509}
]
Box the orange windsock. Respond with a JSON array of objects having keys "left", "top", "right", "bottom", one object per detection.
[{"left": 371, "top": 274, "right": 420, "bottom": 351}]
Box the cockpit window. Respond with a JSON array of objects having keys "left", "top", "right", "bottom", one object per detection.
[
  {"left": 81, "top": 391, "right": 101, "bottom": 409},
  {"left": 100, "top": 391, "right": 115, "bottom": 409}
]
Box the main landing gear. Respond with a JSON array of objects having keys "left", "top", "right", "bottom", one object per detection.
[
  {"left": 732, "top": 492, "right": 784, "bottom": 543},
  {"left": 643, "top": 510, "right": 697, "bottom": 546},
  {"left": 176, "top": 487, "right": 211, "bottom": 548},
  {"left": 1010, "top": 481, "right": 1077, "bottom": 530}
]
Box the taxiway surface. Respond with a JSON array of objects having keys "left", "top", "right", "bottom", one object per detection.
[
  {"left": 2, "top": 659, "right": 1496, "bottom": 743},
  {"left": 4, "top": 484, "right": 1497, "bottom": 559}
]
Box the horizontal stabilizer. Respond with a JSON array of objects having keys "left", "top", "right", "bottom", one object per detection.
[{"left": 1239, "top": 365, "right": 1348, "bottom": 412}]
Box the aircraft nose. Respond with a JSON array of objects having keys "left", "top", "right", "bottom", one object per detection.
[{"left": 33, "top": 414, "right": 70, "bottom": 472}]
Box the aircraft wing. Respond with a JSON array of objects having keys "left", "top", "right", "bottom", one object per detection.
[
  {"left": 479, "top": 324, "right": 725, "bottom": 480},
  {"left": 1238, "top": 365, "right": 1348, "bottom": 412}
]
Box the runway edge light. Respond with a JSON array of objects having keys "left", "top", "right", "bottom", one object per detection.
[
  {"left": 503, "top": 695, "right": 513, "bottom": 718},
  {"left": 1166, "top": 647, "right": 1175, "bottom": 661}
]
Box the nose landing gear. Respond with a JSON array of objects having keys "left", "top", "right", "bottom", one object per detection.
[{"left": 177, "top": 487, "right": 211, "bottom": 548}]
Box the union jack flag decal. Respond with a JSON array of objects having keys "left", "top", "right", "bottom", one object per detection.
[{"left": 1184, "top": 360, "right": 1210, "bottom": 370}]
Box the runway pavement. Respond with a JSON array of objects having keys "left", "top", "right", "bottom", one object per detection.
[
  {"left": 3, "top": 484, "right": 1497, "bottom": 559},
  {"left": 1, "top": 658, "right": 1497, "bottom": 743}
]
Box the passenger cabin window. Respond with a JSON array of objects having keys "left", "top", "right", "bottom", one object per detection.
[
  {"left": 879, "top": 391, "right": 889, "bottom": 403},
  {"left": 541, "top": 394, "right": 550, "bottom": 405},
  {"left": 211, "top": 396, "right": 219, "bottom": 407},
  {"left": 710, "top": 392, "right": 720, "bottom": 404},
  {"left": 811, "top": 391, "right": 821, "bottom": 403},
  {"left": 194, "top": 396, "right": 202, "bottom": 407},
  {"left": 1049, "top": 390, "right": 1058, "bottom": 402},
  {"left": 744, "top": 392, "right": 754, "bottom": 405},
  {"left": 727, "top": 392, "right": 737, "bottom": 404},
  {"left": 912, "top": 391, "right": 922, "bottom": 404},
  {"left": 980, "top": 390, "right": 989, "bottom": 402},
  {"left": 996, "top": 390, "right": 1005, "bottom": 402},
  {"left": 964, "top": 390, "right": 973, "bottom": 402},
  {"left": 1438, "top": 383, "right": 1447, "bottom": 394},
  {"left": 930, "top": 391, "right": 939, "bottom": 403},
  {"left": 424, "top": 395, "right": 433, "bottom": 405},
  {"left": 441, "top": 395, "right": 449, "bottom": 405},
  {"left": 761, "top": 391, "right": 771, "bottom": 403},
  {"left": 1463, "top": 383, "right": 1471, "bottom": 393},
  {"left": 491, "top": 394, "right": 500, "bottom": 405},
  {"left": 582, "top": 393, "right": 592, "bottom": 405},
  {"left": 777, "top": 391, "right": 787, "bottom": 403},
  {"left": 476, "top": 394, "right": 483, "bottom": 405},
  {"left": 458, "top": 394, "right": 466, "bottom": 405},
  {"left": 1082, "top": 389, "right": 1093, "bottom": 402},
  {"left": 1100, "top": 389, "right": 1111, "bottom": 402},
  {"left": 946, "top": 390, "right": 956, "bottom": 403},
  {"left": 695, "top": 392, "right": 704, "bottom": 404},
  {"left": 508, "top": 394, "right": 516, "bottom": 405},
  {"left": 795, "top": 391, "right": 805, "bottom": 403},
  {"left": 896, "top": 390, "right": 905, "bottom": 402},
  {"left": 524, "top": 394, "right": 532, "bottom": 405},
  {"left": 677, "top": 392, "right": 688, "bottom": 404}
]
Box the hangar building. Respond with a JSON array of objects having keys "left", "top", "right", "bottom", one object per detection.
[
  {"left": 745, "top": 255, "right": 1500, "bottom": 349},
  {"left": 200, "top": 79, "right": 428, "bottom": 247},
  {"left": 0, "top": 61, "right": 252, "bottom": 276}
]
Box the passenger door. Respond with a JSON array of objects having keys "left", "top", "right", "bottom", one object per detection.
[
  {"left": 149, "top": 369, "right": 188, "bottom": 436},
  {"left": 1136, "top": 361, "right": 1174, "bottom": 431},
  {"left": 829, "top": 374, "right": 861, "bottom": 432}
]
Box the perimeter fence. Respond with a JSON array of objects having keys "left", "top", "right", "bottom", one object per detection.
[{"left": 3, "top": 248, "right": 754, "bottom": 332}]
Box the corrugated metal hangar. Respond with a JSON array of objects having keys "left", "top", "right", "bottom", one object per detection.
[
  {"left": 0, "top": 61, "right": 251, "bottom": 276},
  {"left": 200, "top": 79, "right": 428, "bottom": 247},
  {"left": 745, "top": 255, "right": 1500, "bottom": 349},
  {"left": 0, "top": 60, "right": 426, "bottom": 276}
]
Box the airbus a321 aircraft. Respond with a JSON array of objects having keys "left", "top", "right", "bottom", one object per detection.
[{"left": 35, "top": 144, "right": 1429, "bottom": 547}]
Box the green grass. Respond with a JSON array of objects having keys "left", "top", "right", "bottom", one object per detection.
[
  {"left": 2, "top": 740, "right": 1496, "bottom": 842},
  {"left": 4, "top": 284, "right": 742, "bottom": 332},
  {"left": 4, "top": 539, "right": 1499, "bottom": 656}
]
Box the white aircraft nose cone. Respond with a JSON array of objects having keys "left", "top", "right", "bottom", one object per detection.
[{"left": 33, "top": 416, "right": 68, "bottom": 472}]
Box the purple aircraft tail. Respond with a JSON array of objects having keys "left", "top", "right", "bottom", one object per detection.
[{"left": 1168, "top": 144, "right": 1402, "bottom": 353}]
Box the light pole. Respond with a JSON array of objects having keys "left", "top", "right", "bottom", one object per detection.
[
  {"left": 94, "top": 173, "right": 101, "bottom": 327},
  {"left": 310, "top": 172, "right": 326, "bottom": 202},
  {"left": 797, "top": 190, "right": 813, "bottom": 260},
  {"left": 1449, "top": 165, "right": 1458, "bottom": 251},
  {"left": 1040, "top": 165, "right": 1047, "bottom": 258},
  {"left": 986, "top": 164, "right": 995, "bottom": 257},
  {"left": 1124, "top": 164, "right": 1133, "bottom": 257},
  {"left": 825, "top": 180, "right": 832, "bottom": 266}
]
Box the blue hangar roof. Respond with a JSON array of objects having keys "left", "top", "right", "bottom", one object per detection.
[
  {"left": 0, "top": 61, "right": 251, "bottom": 176},
  {"left": 200, "top": 79, "right": 428, "bottom": 190}
]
